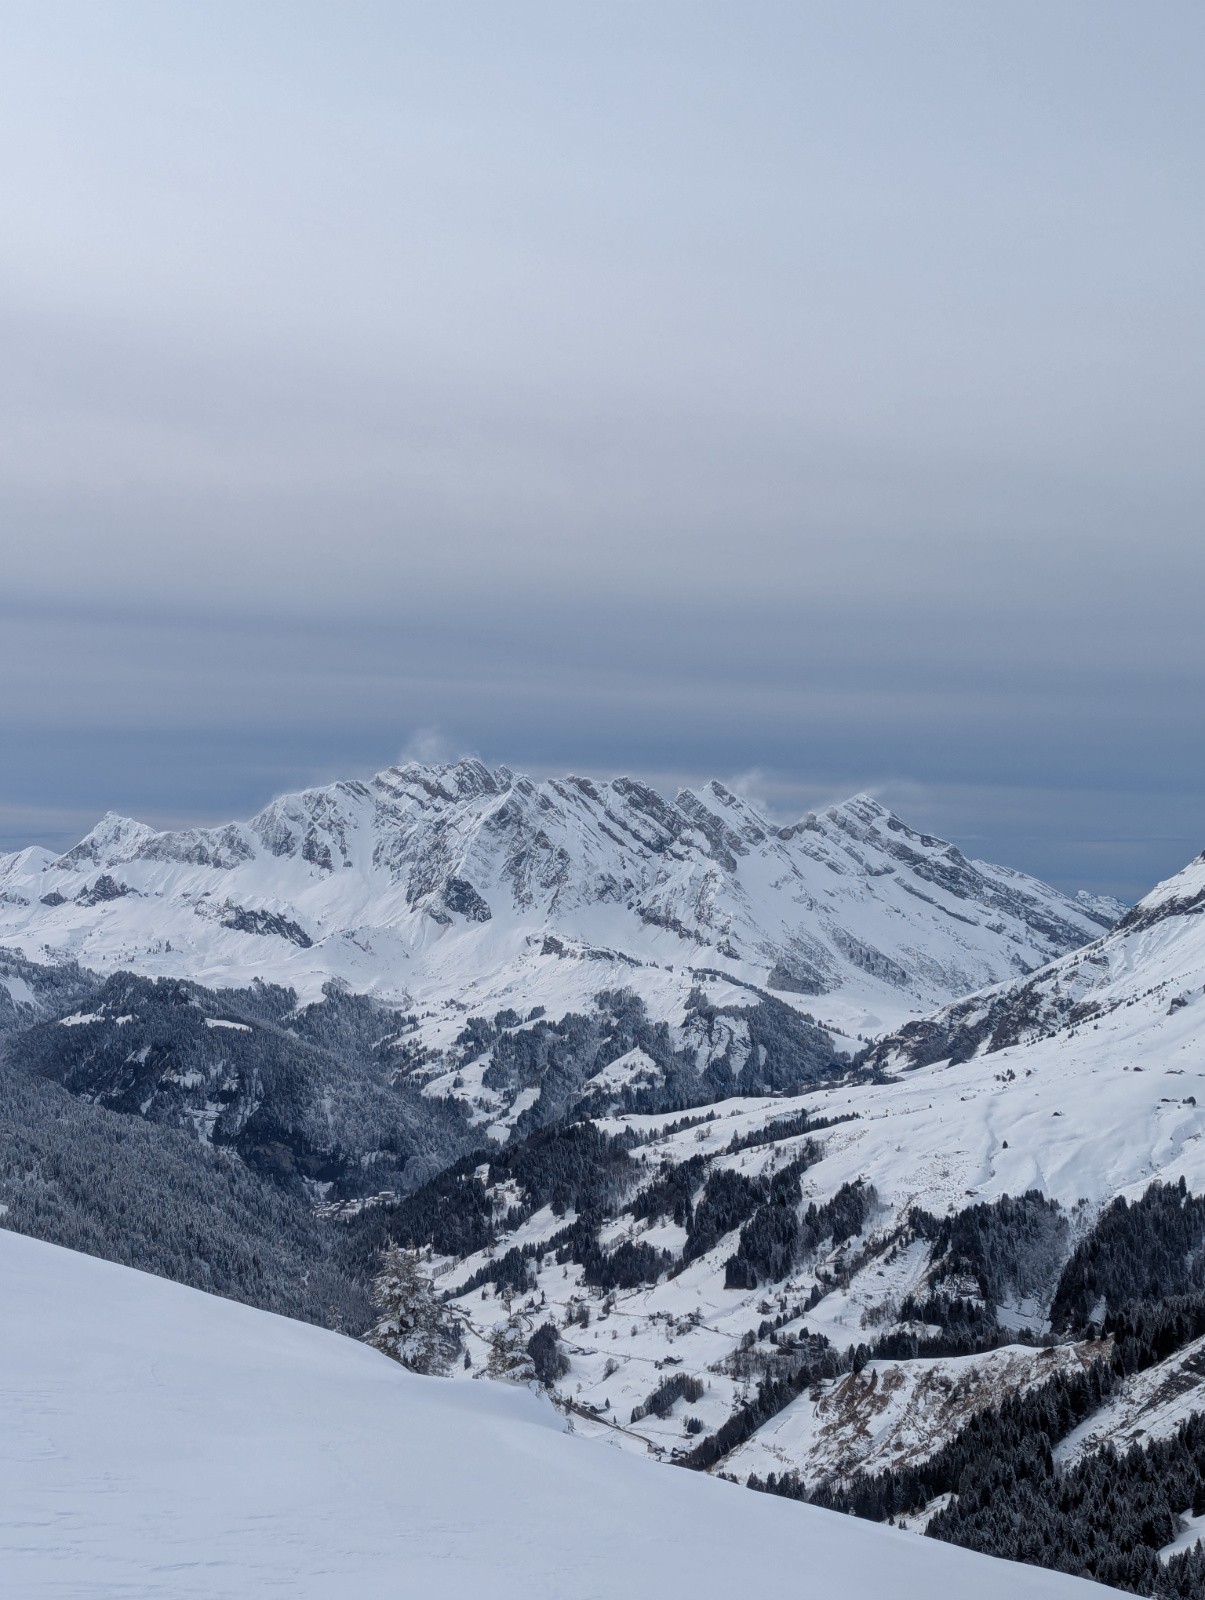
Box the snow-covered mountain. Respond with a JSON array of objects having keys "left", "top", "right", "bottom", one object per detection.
[
  {"left": 360, "top": 840, "right": 1205, "bottom": 1547},
  {"left": 0, "top": 1226, "right": 1115, "bottom": 1599},
  {"left": 865, "top": 847, "right": 1205, "bottom": 1083},
  {"left": 0, "top": 758, "right": 1116, "bottom": 1064},
  {"left": 652, "top": 844, "right": 1205, "bottom": 1231}
]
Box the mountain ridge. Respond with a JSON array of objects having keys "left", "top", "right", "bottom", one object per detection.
[
  {"left": 863, "top": 847, "right": 1205, "bottom": 1075},
  {"left": 0, "top": 759, "right": 1118, "bottom": 1040}
]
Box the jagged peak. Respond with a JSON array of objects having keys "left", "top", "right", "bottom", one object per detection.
[
  {"left": 700, "top": 779, "right": 769, "bottom": 819},
  {"left": 376, "top": 757, "right": 512, "bottom": 803},
  {"left": 780, "top": 792, "right": 892, "bottom": 837},
  {"left": 826, "top": 793, "right": 908, "bottom": 835},
  {"left": 822, "top": 794, "right": 976, "bottom": 862},
  {"left": 843, "top": 791, "right": 889, "bottom": 815},
  {"left": 608, "top": 774, "right": 662, "bottom": 803},
  {"left": 54, "top": 812, "right": 157, "bottom": 869},
  {"left": 89, "top": 810, "right": 147, "bottom": 836}
]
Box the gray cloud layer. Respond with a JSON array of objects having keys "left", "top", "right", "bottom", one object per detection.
[{"left": 1, "top": 2, "right": 1202, "bottom": 897}]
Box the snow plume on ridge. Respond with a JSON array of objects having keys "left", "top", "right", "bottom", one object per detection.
[{"left": 396, "top": 726, "right": 458, "bottom": 767}]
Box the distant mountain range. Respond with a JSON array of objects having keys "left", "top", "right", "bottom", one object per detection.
[{"left": 0, "top": 758, "right": 1119, "bottom": 1133}]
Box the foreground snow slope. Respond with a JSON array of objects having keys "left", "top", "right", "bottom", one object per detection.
[
  {"left": 0, "top": 1230, "right": 1116, "bottom": 1599},
  {"left": 0, "top": 759, "right": 1115, "bottom": 1043}
]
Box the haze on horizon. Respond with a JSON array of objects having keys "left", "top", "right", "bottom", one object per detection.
[{"left": 1, "top": 1, "right": 1202, "bottom": 901}]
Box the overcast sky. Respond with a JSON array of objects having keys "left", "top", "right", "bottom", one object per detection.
[{"left": 1, "top": 1, "right": 1202, "bottom": 898}]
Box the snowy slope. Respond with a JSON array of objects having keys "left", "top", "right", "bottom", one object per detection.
[
  {"left": 831, "top": 849, "right": 1205, "bottom": 1209},
  {"left": 865, "top": 849, "right": 1205, "bottom": 1075},
  {"left": 385, "top": 847, "right": 1205, "bottom": 1481},
  {"left": 0, "top": 1227, "right": 1118, "bottom": 1599},
  {"left": 587, "top": 854, "right": 1205, "bottom": 1239},
  {"left": 1057, "top": 1334, "right": 1205, "bottom": 1469},
  {"left": 0, "top": 760, "right": 1115, "bottom": 1056}
]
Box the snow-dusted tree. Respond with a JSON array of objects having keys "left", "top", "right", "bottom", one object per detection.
[
  {"left": 526, "top": 1321, "right": 570, "bottom": 1388},
  {"left": 486, "top": 1314, "right": 536, "bottom": 1383},
  {"left": 366, "top": 1245, "right": 461, "bottom": 1375}
]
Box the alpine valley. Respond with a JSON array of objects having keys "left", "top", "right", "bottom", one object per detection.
[{"left": 3, "top": 759, "right": 1205, "bottom": 1598}]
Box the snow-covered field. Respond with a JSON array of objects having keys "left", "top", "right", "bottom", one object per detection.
[{"left": 0, "top": 1228, "right": 1119, "bottom": 1598}]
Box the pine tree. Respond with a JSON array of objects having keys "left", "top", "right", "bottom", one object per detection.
[
  {"left": 526, "top": 1321, "right": 570, "bottom": 1387},
  {"left": 366, "top": 1245, "right": 462, "bottom": 1375},
  {"left": 486, "top": 1314, "right": 537, "bottom": 1383}
]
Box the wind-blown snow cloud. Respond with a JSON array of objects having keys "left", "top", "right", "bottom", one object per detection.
[{"left": 1, "top": 3, "right": 1202, "bottom": 897}]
